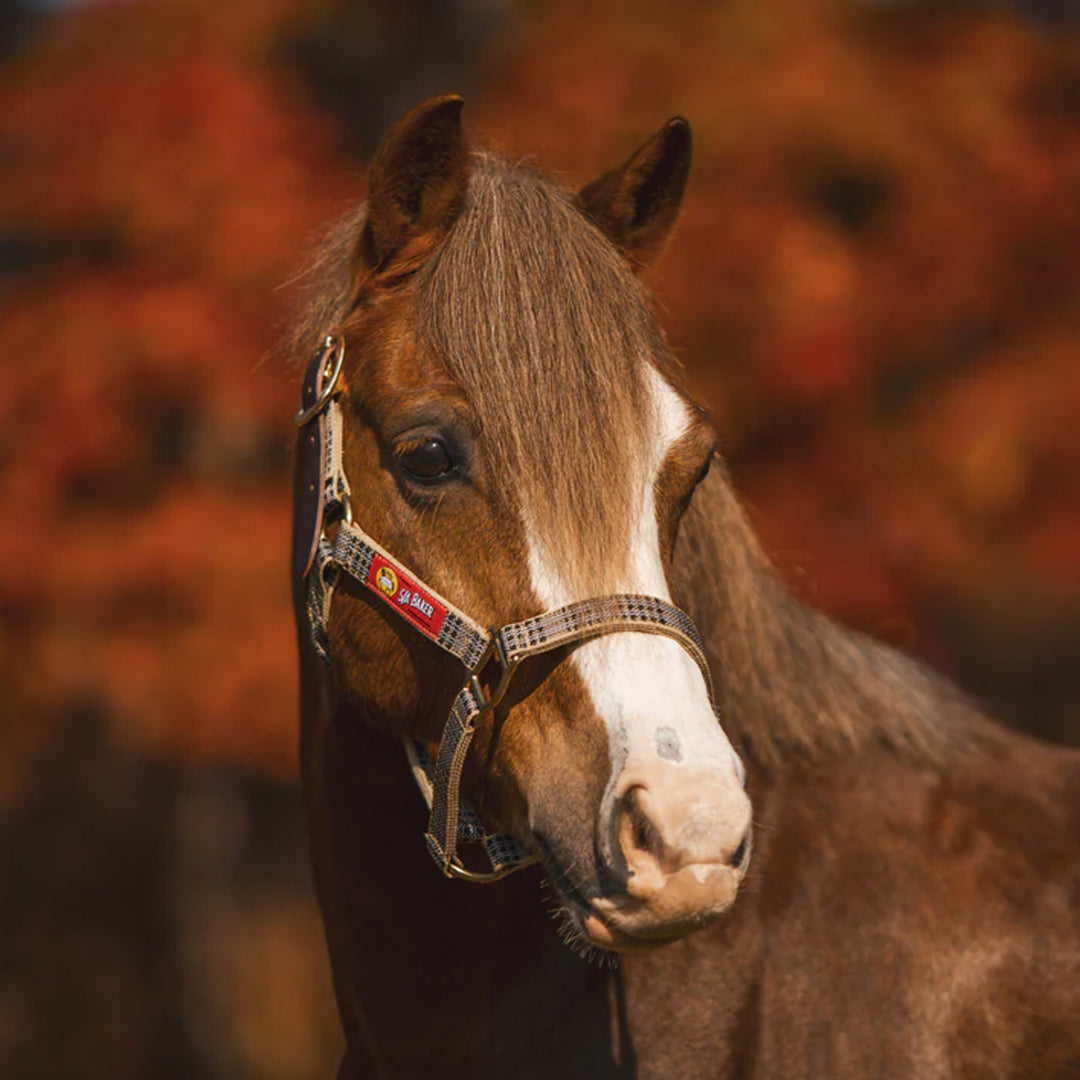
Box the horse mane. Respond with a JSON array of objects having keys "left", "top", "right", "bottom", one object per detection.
[{"left": 673, "top": 464, "right": 997, "bottom": 769}]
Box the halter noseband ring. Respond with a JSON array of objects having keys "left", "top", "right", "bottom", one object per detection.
[{"left": 293, "top": 335, "right": 720, "bottom": 883}]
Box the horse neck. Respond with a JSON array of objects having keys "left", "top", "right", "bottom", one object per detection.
[
  {"left": 672, "top": 467, "right": 989, "bottom": 769},
  {"left": 300, "top": 668, "right": 616, "bottom": 1076}
]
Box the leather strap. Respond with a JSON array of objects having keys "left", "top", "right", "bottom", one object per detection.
[{"left": 292, "top": 341, "right": 333, "bottom": 583}]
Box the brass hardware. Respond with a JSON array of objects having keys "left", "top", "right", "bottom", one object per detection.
[
  {"left": 295, "top": 335, "right": 345, "bottom": 427},
  {"left": 487, "top": 635, "right": 520, "bottom": 711},
  {"left": 467, "top": 633, "right": 520, "bottom": 714},
  {"left": 446, "top": 858, "right": 523, "bottom": 884}
]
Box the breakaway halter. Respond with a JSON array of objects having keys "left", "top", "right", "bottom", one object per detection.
[{"left": 294, "top": 335, "right": 721, "bottom": 883}]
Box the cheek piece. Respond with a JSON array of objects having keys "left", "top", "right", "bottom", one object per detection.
[{"left": 295, "top": 335, "right": 721, "bottom": 884}]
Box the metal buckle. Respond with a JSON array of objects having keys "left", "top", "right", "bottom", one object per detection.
[
  {"left": 326, "top": 490, "right": 353, "bottom": 530},
  {"left": 295, "top": 335, "right": 345, "bottom": 427},
  {"left": 468, "top": 633, "right": 520, "bottom": 714},
  {"left": 445, "top": 859, "right": 521, "bottom": 884}
]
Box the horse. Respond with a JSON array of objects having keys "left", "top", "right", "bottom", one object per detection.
[{"left": 291, "top": 95, "right": 1080, "bottom": 1079}]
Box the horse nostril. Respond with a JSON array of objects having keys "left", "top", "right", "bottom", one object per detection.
[
  {"left": 634, "top": 816, "right": 649, "bottom": 851},
  {"left": 624, "top": 788, "right": 664, "bottom": 863},
  {"left": 731, "top": 831, "right": 751, "bottom": 871},
  {"left": 611, "top": 767, "right": 753, "bottom": 884}
]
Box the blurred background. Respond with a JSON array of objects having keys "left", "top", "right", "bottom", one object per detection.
[{"left": 2, "top": 0, "right": 1079, "bottom": 1076}]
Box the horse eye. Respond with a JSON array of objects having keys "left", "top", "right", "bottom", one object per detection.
[
  {"left": 397, "top": 437, "right": 455, "bottom": 481},
  {"left": 679, "top": 457, "right": 713, "bottom": 514}
]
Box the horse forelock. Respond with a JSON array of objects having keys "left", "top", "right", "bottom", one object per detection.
[{"left": 416, "top": 153, "right": 668, "bottom": 597}]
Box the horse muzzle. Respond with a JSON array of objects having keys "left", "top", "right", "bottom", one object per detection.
[{"left": 546, "top": 759, "right": 752, "bottom": 950}]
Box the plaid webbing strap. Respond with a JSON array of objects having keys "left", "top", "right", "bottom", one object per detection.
[
  {"left": 331, "top": 522, "right": 491, "bottom": 670},
  {"left": 314, "top": 519, "right": 537, "bottom": 880},
  {"left": 295, "top": 333, "right": 719, "bottom": 884},
  {"left": 499, "top": 596, "right": 715, "bottom": 706},
  {"left": 418, "top": 594, "right": 716, "bottom": 879}
]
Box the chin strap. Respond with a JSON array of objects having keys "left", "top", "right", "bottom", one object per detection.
[{"left": 294, "top": 335, "right": 718, "bottom": 883}]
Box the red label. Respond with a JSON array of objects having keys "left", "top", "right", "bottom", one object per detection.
[{"left": 365, "top": 554, "right": 448, "bottom": 640}]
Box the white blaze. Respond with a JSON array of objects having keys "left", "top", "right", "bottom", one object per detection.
[{"left": 526, "top": 366, "right": 745, "bottom": 857}]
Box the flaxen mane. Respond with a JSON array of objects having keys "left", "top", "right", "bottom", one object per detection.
[{"left": 419, "top": 154, "right": 666, "bottom": 590}]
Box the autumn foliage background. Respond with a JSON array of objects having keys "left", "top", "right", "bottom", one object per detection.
[{"left": 2, "top": 0, "right": 1079, "bottom": 1076}]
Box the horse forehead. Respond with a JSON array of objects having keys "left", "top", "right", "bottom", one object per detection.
[{"left": 349, "top": 299, "right": 466, "bottom": 416}]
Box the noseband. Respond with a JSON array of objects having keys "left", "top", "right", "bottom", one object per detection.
[{"left": 294, "top": 335, "right": 720, "bottom": 883}]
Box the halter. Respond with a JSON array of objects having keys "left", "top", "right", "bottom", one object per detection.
[{"left": 294, "top": 335, "right": 720, "bottom": 883}]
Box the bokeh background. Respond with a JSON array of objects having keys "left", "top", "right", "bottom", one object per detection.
[{"left": 2, "top": 0, "right": 1079, "bottom": 1076}]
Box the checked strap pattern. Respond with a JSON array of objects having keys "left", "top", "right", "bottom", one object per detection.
[
  {"left": 498, "top": 596, "right": 715, "bottom": 708},
  {"left": 332, "top": 522, "right": 490, "bottom": 671}
]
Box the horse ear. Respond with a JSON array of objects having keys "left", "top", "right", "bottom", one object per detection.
[
  {"left": 358, "top": 94, "right": 469, "bottom": 273},
  {"left": 577, "top": 117, "right": 692, "bottom": 270}
]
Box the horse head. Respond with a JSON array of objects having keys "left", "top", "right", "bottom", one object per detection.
[{"left": 298, "top": 95, "right": 751, "bottom": 951}]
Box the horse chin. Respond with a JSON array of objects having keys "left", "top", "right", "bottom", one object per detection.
[
  {"left": 543, "top": 859, "right": 728, "bottom": 954},
  {"left": 580, "top": 912, "right": 683, "bottom": 952}
]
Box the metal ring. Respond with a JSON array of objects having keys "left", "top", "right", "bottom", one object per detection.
[
  {"left": 295, "top": 335, "right": 345, "bottom": 427},
  {"left": 446, "top": 858, "right": 525, "bottom": 884}
]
